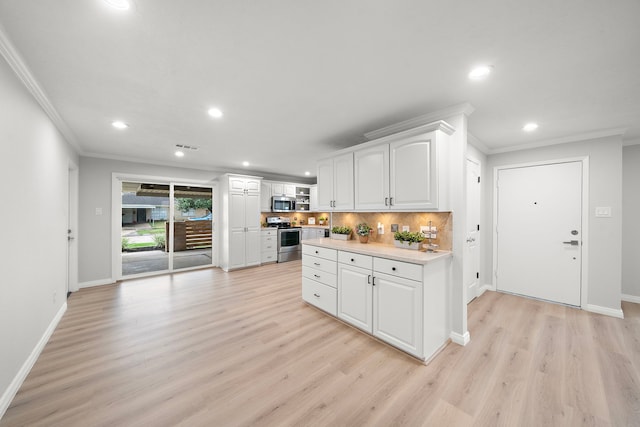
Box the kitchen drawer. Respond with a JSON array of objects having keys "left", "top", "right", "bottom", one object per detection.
[
  {"left": 261, "top": 239, "right": 276, "bottom": 252},
  {"left": 374, "top": 257, "right": 422, "bottom": 282},
  {"left": 261, "top": 252, "right": 277, "bottom": 263},
  {"left": 302, "top": 266, "right": 337, "bottom": 288},
  {"left": 302, "top": 244, "right": 337, "bottom": 262},
  {"left": 302, "top": 255, "right": 337, "bottom": 275},
  {"left": 302, "top": 277, "right": 337, "bottom": 316},
  {"left": 338, "top": 251, "right": 373, "bottom": 270},
  {"left": 262, "top": 229, "right": 277, "bottom": 237}
]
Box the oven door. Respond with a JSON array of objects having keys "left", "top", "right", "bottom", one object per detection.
[{"left": 277, "top": 228, "right": 302, "bottom": 262}]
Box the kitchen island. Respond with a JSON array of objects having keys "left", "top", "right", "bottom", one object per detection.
[{"left": 302, "top": 239, "right": 452, "bottom": 362}]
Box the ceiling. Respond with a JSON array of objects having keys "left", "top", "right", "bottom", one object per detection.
[{"left": 1, "top": 0, "right": 638, "bottom": 180}]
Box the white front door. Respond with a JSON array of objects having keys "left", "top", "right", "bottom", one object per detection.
[
  {"left": 464, "top": 158, "right": 481, "bottom": 303},
  {"left": 496, "top": 161, "right": 582, "bottom": 306}
]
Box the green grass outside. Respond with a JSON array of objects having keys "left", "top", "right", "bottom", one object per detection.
[
  {"left": 126, "top": 242, "right": 157, "bottom": 249},
  {"left": 136, "top": 221, "right": 166, "bottom": 236}
]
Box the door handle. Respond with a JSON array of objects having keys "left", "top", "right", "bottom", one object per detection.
[
  {"left": 68, "top": 236, "right": 75, "bottom": 241},
  {"left": 313, "top": 293, "right": 320, "bottom": 298},
  {"left": 562, "top": 240, "right": 580, "bottom": 246},
  {"left": 466, "top": 237, "right": 475, "bottom": 243}
]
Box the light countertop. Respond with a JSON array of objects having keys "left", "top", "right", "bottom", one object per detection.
[{"left": 303, "top": 239, "right": 452, "bottom": 265}]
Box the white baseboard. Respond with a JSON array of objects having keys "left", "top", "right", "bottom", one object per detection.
[
  {"left": 0, "top": 302, "right": 67, "bottom": 420},
  {"left": 450, "top": 330, "right": 471, "bottom": 346},
  {"left": 585, "top": 304, "right": 624, "bottom": 319},
  {"left": 478, "top": 284, "right": 493, "bottom": 297},
  {"left": 622, "top": 294, "right": 640, "bottom": 304},
  {"left": 79, "top": 278, "right": 115, "bottom": 289}
]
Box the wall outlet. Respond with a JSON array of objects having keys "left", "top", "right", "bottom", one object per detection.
[
  {"left": 420, "top": 225, "right": 429, "bottom": 234},
  {"left": 391, "top": 224, "right": 399, "bottom": 232},
  {"left": 402, "top": 225, "right": 410, "bottom": 232}
]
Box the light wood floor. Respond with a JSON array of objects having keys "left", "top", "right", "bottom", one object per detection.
[{"left": 2, "top": 261, "right": 639, "bottom": 426}]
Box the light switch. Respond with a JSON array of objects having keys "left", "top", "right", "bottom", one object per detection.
[
  {"left": 595, "top": 207, "right": 612, "bottom": 217},
  {"left": 95, "top": 207, "right": 103, "bottom": 216}
]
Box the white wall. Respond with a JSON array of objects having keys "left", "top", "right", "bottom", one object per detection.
[
  {"left": 0, "top": 55, "right": 78, "bottom": 414},
  {"left": 78, "top": 157, "right": 219, "bottom": 285},
  {"left": 485, "top": 135, "right": 623, "bottom": 311},
  {"left": 622, "top": 144, "right": 640, "bottom": 300}
]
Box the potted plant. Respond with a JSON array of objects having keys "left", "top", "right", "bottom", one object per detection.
[
  {"left": 318, "top": 216, "right": 327, "bottom": 225},
  {"left": 393, "top": 230, "right": 425, "bottom": 250},
  {"left": 331, "top": 225, "right": 352, "bottom": 240},
  {"left": 356, "top": 223, "right": 372, "bottom": 243}
]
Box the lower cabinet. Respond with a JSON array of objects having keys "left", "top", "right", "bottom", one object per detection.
[
  {"left": 261, "top": 229, "right": 277, "bottom": 264},
  {"left": 303, "top": 244, "right": 448, "bottom": 361}
]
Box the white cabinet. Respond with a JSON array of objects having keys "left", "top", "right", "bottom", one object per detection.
[
  {"left": 317, "top": 153, "right": 354, "bottom": 211},
  {"left": 261, "top": 228, "right": 277, "bottom": 264},
  {"left": 295, "top": 186, "right": 310, "bottom": 211},
  {"left": 219, "top": 174, "right": 262, "bottom": 271},
  {"left": 260, "top": 181, "right": 272, "bottom": 212},
  {"left": 355, "top": 130, "right": 446, "bottom": 210},
  {"left": 309, "top": 185, "right": 318, "bottom": 212},
  {"left": 271, "top": 182, "right": 296, "bottom": 197},
  {"left": 338, "top": 259, "right": 373, "bottom": 333},
  {"left": 301, "top": 245, "right": 337, "bottom": 316}
]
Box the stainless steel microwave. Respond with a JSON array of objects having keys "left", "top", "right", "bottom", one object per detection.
[{"left": 272, "top": 196, "right": 296, "bottom": 212}]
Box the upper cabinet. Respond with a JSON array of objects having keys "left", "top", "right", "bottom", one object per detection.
[
  {"left": 271, "top": 183, "right": 296, "bottom": 198},
  {"left": 353, "top": 122, "right": 454, "bottom": 211},
  {"left": 260, "top": 181, "right": 272, "bottom": 212},
  {"left": 317, "top": 153, "right": 354, "bottom": 211}
]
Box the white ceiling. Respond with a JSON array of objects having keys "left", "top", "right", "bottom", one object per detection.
[{"left": 1, "top": 0, "right": 638, "bottom": 180}]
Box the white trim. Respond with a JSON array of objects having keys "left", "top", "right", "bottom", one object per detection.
[
  {"left": 79, "top": 278, "right": 116, "bottom": 289},
  {"left": 479, "top": 284, "right": 493, "bottom": 296},
  {"left": 468, "top": 132, "right": 490, "bottom": 154},
  {"left": 623, "top": 138, "right": 640, "bottom": 147},
  {"left": 450, "top": 330, "right": 471, "bottom": 346},
  {"left": 622, "top": 294, "right": 640, "bottom": 304},
  {"left": 492, "top": 157, "right": 590, "bottom": 309},
  {"left": 0, "top": 303, "right": 67, "bottom": 420},
  {"left": 0, "top": 24, "right": 80, "bottom": 152},
  {"left": 364, "top": 103, "right": 475, "bottom": 140},
  {"left": 488, "top": 128, "right": 626, "bottom": 155},
  {"left": 585, "top": 304, "right": 624, "bottom": 319}
]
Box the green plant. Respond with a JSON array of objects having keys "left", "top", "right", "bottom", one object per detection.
[
  {"left": 356, "top": 223, "right": 372, "bottom": 236},
  {"left": 393, "top": 231, "right": 425, "bottom": 245},
  {"left": 318, "top": 216, "right": 327, "bottom": 222},
  {"left": 121, "top": 237, "right": 130, "bottom": 250},
  {"left": 153, "top": 234, "right": 166, "bottom": 249},
  {"left": 331, "top": 225, "right": 352, "bottom": 235}
]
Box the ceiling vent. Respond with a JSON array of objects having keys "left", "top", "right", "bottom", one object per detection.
[{"left": 175, "top": 144, "right": 199, "bottom": 151}]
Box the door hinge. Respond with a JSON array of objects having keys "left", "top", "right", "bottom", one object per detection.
[{"left": 476, "top": 272, "right": 479, "bottom": 279}]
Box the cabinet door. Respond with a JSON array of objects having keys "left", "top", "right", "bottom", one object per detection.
[
  {"left": 271, "top": 183, "right": 284, "bottom": 196},
  {"left": 316, "top": 158, "right": 334, "bottom": 210},
  {"left": 333, "top": 153, "right": 354, "bottom": 210},
  {"left": 389, "top": 133, "right": 437, "bottom": 210},
  {"left": 354, "top": 144, "right": 389, "bottom": 210},
  {"left": 245, "top": 178, "right": 261, "bottom": 194},
  {"left": 245, "top": 229, "right": 261, "bottom": 266},
  {"left": 338, "top": 264, "right": 373, "bottom": 333},
  {"left": 373, "top": 272, "right": 423, "bottom": 357},
  {"left": 229, "top": 192, "right": 247, "bottom": 268},
  {"left": 245, "top": 192, "right": 261, "bottom": 230},
  {"left": 229, "top": 177, "right": 247, "bottom": 192},
  {"left": 309, "top": 185, "right": 318, "bottom": 211},
  {"left": 260, "top": 181, "right": 272, "bottom": 212},
  {"left": 283, "top": 184, "right": 296, "bottom": 197}
]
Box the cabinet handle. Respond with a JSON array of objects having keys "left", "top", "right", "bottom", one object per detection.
[
  {"left": 385, "top": 197, "right": 389, "bottom": 206},
  {"left": 372, "top": 276, "right": 376, "bottom": 286},
  {"left": 367, "top": 274, "right": 371, "bottom": 284},
  {"left": 314, "top": 262, "right": 320, "bottom": 266},
  {"left": 313, "top": 293, "right": 320, "bottom": 298},
  {"left": 350, "top": 258, "right": 355, "bottom": 262},
  {"left": 315, "top": 250, "right": 319, "bottom": 254},
  {"left": 389, "top": 197, "right": 394, "bottom": 206},
  {"left": 392, "top": 267, "right": 396, "bottom": 271},
  {"left": 314, "top": 274, "right": 320, "bottom": 278}
]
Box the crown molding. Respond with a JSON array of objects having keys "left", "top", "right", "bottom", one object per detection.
[
  {"left": 364, "top": 103, "right": 475, "bottom": 140},
  {"left": 488, "top": 127, "right": 628, "bottom": 155},
  {"left": 467, "top": 132, "right": 490, "bottom": 154},
  {"left": 623, "top": 138, "right": 640, "bottom": 147},
  {"left": 0, "top": 24, "right": 81, "bottom": 152}
]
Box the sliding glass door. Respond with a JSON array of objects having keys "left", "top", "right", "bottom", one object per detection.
[{"left": 119, "top": 180, "right": 213, "bottom": 278}]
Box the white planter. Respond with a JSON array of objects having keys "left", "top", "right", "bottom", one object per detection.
[
  {"left": 331, "top": 233, "right": 350, "bottom": 241},
  {"left": 394, "top": 240, "right": 422, "bottom": 250}
]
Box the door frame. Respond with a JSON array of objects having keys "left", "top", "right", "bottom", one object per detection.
[
  {"left": 111, "top": 173, "right": 218, "bottom": 281},
  {"left": 492, "top": 157, "right": 590, "bottom": 308},
  {"left": 67, "top": 161, "right": 79, "bottom": 293}
]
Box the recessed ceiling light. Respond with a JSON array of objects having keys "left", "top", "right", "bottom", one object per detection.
[
  {"left": 208, "top": 108, "right": 223, "bottom": 119},
  {"left": 242, "top": 161, "right": 250, "bottom": 167},
  {"left": 468, "top": 65, "right": 493, "bottom": 80},
  {"left": 175, "top": 150, "right": 185, "bottom": 158},
  {"left": 112, "top": 120, "right": 129, "bottom": 129},
  {"left": 523, "top": 123, "right": 539, "bottom": 132},
  {"left": 102, "top": 0, "right": 130, "bottom": 10},
  {"left": 304, "top": 171, "right": 311, "bottom": 176}
]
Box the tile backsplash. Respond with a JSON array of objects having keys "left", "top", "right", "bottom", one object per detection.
[{"left": 261, "top": 211, "right": 452, "bottom": 251}]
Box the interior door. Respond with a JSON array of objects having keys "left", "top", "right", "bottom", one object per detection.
[
  {"left": 496, "top": 161, "right": 582, "bottom": 306},
  {"left": 465, "top": 158, "right": 481, "bottom": 303}
]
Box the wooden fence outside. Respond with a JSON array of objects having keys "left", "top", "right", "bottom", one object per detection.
[{"left": 166, "top": 220, "right": 212, "bottom": 252}]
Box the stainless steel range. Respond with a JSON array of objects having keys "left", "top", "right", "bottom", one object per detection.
[{"left": 266, "top": 216, "right": 302, "bottom": 262}]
